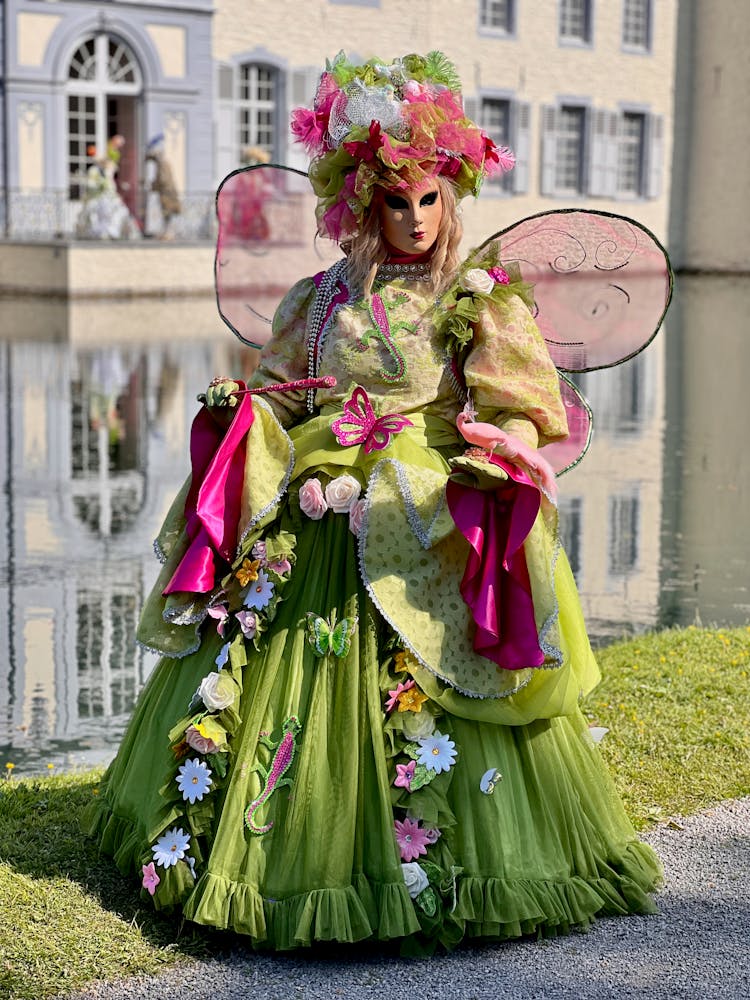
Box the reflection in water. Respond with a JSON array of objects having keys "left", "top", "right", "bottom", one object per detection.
[{"left": 1, "top": 276, "right": 747, "bottom": 775}]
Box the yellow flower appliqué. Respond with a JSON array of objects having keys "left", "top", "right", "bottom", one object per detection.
[
  {"left": 393, "top": 650, "right": 418, "bottom": 674},
  {"left": 397, "top": 687, "right": 429, "bottom": 713},
  {"left": 236, "top": 558, "right": 261, "bottom": 587}
]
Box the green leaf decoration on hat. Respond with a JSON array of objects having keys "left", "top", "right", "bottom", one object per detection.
[{"left": 421, "top": 51, "right": 463, "bottom": 91}]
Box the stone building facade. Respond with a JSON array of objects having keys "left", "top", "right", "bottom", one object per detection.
[{"left": 2, "top": 0, "right": 677, "bottom": 242}]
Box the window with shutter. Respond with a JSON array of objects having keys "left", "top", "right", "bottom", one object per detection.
[
  {"left": 540, "top": 105, "right": 558, "bottom": 196},
  {"left": 589, "top": 109, "right": 618, "bottom": 198},
  {"left": 559, "top": 0, "right": 593, "bottom": 45},
  {"left": 616, "top": 111, "right": 646, "bottom": 197},
  {"left": 478, "top": 0, "right": 514, "bottom": 34},
  {"left": 645, "top": 114, "right": 663, "bottom": 199},
  {"left": 622, "top": 0, "right": 652, "bottom": 51},
  {"left": 480, "top": 97, "right": 513, "bottom": 194},
  {"left": 558, "top": 496, "right": 583, "bottom": 582},
  {"left": 512, "top": 101, "right": 531, "bottom": 195},
  {"left": 555, "top": 105, "right": 586, "bottom": 195},
  {"left": 216, "top": 63, "right": 236, "bottom": 179},
  {"left": 607, "top": 491, "right": 640, "bottom": 576},
  {"left": 237, "top": 64, "right": 278, "bottom": 161}
]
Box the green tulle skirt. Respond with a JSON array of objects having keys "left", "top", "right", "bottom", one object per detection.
[{"left": 84, "top": 507, "right": 661, "bottom": 953}]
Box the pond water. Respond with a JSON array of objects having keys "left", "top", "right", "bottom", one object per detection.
[{"left": 1, "top": 273, "right": 748, "bottom": 776}]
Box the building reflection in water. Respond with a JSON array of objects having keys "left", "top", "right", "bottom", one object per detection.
[
  {"left": 0, "top": 333, "right": 246, "bottom": 773},
  {"left": 1, "top": 276, "right": 747, "bottom": 774}
]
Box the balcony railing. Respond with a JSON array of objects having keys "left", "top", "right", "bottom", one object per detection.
[{"left": 0, "top": 188, "right": 218, "bottom": 242}]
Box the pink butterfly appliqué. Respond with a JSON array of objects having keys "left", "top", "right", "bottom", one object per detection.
[{"left": 331, "top": 386, "right": 413, "bottom": 454}]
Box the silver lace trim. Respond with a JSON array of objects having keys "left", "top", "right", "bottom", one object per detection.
[
  {"left": 367, "top": 457, "right": 447, "bottom": 551},
  {"left": 135, "top": 636, "right": 201, "bottom": 660}
]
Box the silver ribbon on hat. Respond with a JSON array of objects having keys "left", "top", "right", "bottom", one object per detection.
[{"left": 326, "top": 78, "right": 410, "bottom": 149}]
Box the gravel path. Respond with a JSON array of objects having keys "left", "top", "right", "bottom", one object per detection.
[{"left": 63, "top": 799, "right": 750, "bottom": 1000}]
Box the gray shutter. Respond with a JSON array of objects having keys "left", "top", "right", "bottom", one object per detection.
[
  {"left": 512, "top": 101, "right": 531, "bottom": 194},
  {"left": 540, "top": 105, "right": 557, "bottom": 196},
  {"left": 588, "top": 109, "right": 618, "bottom": 197},
  {"left": 645, "top": 113, "right": 664, "bottom": 199},
  {"left": 216, "top": 62, "right": 236, "bottom": 181}
]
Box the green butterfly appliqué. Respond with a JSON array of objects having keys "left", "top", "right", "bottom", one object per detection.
[{"left": 305, "top": 611, "right": 358, "bottom": 658}]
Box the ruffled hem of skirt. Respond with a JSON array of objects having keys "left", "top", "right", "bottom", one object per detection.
[
  {"left": 455, "top": 840, "right": 662, "bottom": 941},
  {"left": 183, "top": 870, "right": 422, "bottom": 948},
  {"left": 84, "top": 798, "right": 661, "bottom": 951},
  {"left": 82, "top": 797, "right": 146, "bottom": 876}
]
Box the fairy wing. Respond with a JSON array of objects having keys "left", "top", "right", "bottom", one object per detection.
[
  {"left": 478, "top": 209, "right": 672, "bottom": 473},
  {"left": 215, "top": 164, "right": 343, "bottom": 348},
  {"left": 483, "top": 209, "right": 673, "bottom": 372}
]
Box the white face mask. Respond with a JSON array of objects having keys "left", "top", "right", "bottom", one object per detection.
[{"left": 379, "top": 180, "right": 443, "bottom": 255}]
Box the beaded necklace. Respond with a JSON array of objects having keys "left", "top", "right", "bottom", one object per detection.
[{"left": 374, "top": 260, "right": 432, "bottom": 283}]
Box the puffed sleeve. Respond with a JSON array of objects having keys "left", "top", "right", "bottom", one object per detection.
[
  {"left": 248, "top": 277, "right": 316, "bottom": 427},
  {"left": 463, "top": 293, "right": 569, "bottom": 449}
]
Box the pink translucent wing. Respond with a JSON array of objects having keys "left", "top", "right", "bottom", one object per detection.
[
  {"left": 481, "top": 209, "right": 673, "bottom": 372},
  {"left": 214, "top": 164, "right": 341, "bottom": 348},
  {"left": 539, "top": 374, "right": 593, "bottom": 476}
]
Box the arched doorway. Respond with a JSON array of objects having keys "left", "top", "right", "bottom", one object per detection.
[{"left": 66, "top": 33, "right": 143, "bottom": 219}]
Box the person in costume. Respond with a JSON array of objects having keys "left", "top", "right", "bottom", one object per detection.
[
  {"left": 85, "top": 51, "right": 663, "bottom": 952},
  {"left": 145, "top": 134, "right": 182, "bottom": 241},
  {"left": 217, "top": 145, "right": 274, "bottom": 243},
  {"left": 76, "top": 135, "right": 142, "bottom": 241}
]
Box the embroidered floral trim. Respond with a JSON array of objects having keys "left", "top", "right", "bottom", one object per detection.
[
  {"left": 235, "top": 558, "right": 261, "bottom": 587},
  {"left": 143, "top": 632, "right": 248, "bottom": 902},
  {"left": 383, "top": 649, "right": 465, "bottom": 927},
  {"left": 243, "top": 569, "right": 275, "bottom": 610},
  {"left": 396, "top": 686, "right": 429, "bottom": 713}
]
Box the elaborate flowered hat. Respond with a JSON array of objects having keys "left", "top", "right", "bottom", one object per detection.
[{"left": 291, "top": 50, "right": 515, "bottom": 241}]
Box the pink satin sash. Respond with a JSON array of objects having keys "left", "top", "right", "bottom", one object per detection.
[
  {"left": 163, "top": 390, "right": 255, "bottom": 595},
  {"left": 446, "top": 455, "right": 545, "bottom": 670}
]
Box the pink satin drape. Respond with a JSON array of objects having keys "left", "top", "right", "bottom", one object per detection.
[
  {"left": 163, "top": 390, "right": 255, "bottom": 595},
  {"left": 446, "top": 455, "right": 544, "bottom": 670}
]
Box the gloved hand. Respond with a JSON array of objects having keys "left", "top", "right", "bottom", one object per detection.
[
  {"left": 200, "top": 378, "right": 240, "bottom": 408},
  {"left": 456, "top": 409, "right": 557, "bottom": 500}
]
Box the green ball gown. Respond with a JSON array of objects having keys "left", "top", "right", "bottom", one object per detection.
[{"left": 84, "top": 260, "right": 661, "bottom": 953}]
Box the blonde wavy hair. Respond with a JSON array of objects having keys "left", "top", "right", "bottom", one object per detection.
[{"left": 345, "top": 176, "right": 462, "bottom": 300}]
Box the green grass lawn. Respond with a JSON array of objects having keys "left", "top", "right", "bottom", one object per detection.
[{"left": 1, "top": 625, "right": 748, "bottom": 999}]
